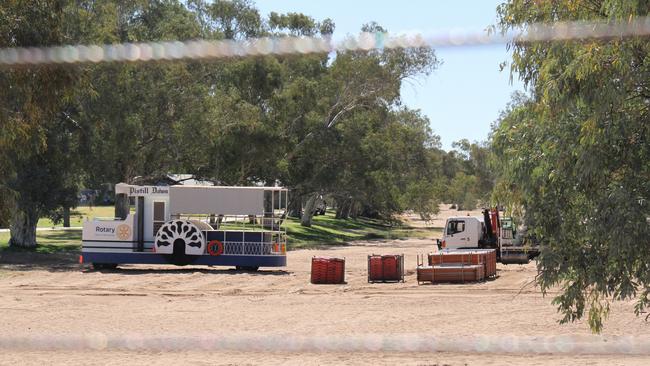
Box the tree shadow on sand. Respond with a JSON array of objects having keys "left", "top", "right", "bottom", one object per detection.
[
  {"left": 89, "top": 267, "right": 291, "bottom": 276},
  {"left": 0, "top": 247, "right": 80, "bottom": 272},
  {"left": 0, "top": 249, "right": 290, "bottom": 276}
]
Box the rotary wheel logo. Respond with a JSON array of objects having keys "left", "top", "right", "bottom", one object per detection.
[{"left": 116, "top": 224, "right": 131, "bottom": 240}]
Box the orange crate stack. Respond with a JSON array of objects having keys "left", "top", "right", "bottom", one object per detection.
[
  {"left": 428, "top": 249, "right": 496, "bottom": 278},
  {"left": 417, "top": 264, "right": 485, "bottom": 284},
  {"left": 311, "top": 257, "right": 345, "bottom": 284}
]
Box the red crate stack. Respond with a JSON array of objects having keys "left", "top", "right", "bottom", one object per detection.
[
  {"left": 311, "top": 257, "right": 345, "bottom": 284},
  {"left": 368, "top": 255, "right": 384, "bottom": 281},
  {"left": 367, "top": 254, "right": 404, "bottom": 283},
  {"left": 310, "top": 258, "right": 328, "bottom": 284},
  {"left": 382, "top": 256, "right": 397, "bottom": 280}
]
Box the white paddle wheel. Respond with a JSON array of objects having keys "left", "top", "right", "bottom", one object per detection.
[{"left": 154, "top": 220, "right": 207, "bottom": 255}]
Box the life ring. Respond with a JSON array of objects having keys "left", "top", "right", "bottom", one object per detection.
[{"left": 207, "top": 240, "right": 224, "bottom": 256}]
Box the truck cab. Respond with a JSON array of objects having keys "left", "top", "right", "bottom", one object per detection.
[
  {"left": 440, "top": 209, "right": 540, "bottom": 264},
  {"left": 442, "top": 216, "right": 484, "bottom": 249}
]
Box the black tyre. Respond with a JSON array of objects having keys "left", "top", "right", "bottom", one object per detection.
[
  {"left": 235, "top": 266, "right": 259, "bottom": 272},
  {"left": 92, "top": 263, "right": 118, "bottom": 270}
]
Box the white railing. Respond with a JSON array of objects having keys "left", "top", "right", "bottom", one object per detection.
[
  {"left": 220, "top": 241, "right": 285, "bottom": 256},
  {"left": 171, "top": 213, "right": 287, "bottom": 233}
]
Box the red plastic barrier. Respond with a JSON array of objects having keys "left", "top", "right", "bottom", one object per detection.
[
  {"left": 382, "top": 255, "right": 398, "bottom": 280},
  {"left": 367, "top": 254, "right": 404, "bottom": 283},
  {"left": 311, "top": 257, "right": 345, "bottom": 284},
  {"left": 368, "top": 255, "right": 383, "bottom": 281}
]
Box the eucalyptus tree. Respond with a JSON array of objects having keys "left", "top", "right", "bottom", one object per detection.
[
  {"left": 80, "top": 1, "right": 206, "bottom": 186},
  {"left": 0, "top": 1, "right": 98, "bottom": 246},
  {"left": 494, "top": 0, "right": 650, "bottom": 332},
  {"left": 1, "top": 0, "right": 445, "bottom": 244},
  {"left": 440, "top": 139, "right": 495, "bottom": 210},
  {"left": 288, "top": 22, "right": 440, "bottom": 226}
]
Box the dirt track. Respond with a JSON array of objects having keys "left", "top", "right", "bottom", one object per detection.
[{"left": 0, "top": 210, "right": 649, "bottom": 365}]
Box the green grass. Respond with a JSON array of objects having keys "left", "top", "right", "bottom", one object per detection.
[
  {"left": 1, "top": 210, "right": 438, "bottom": 253},
  {"left": 0, "top": 205, "right": 100, "bottom": 253},
  {"left": 0, "top": 229, "right": 81, "bottom": 253},
  {"left": 35, "top": 206, "right": 114, "bottom": 228},
  {"left": 282, "top": 211, "right": 439, "bottom": 249}
]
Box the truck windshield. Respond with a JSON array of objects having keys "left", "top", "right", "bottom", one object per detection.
[{"left": 447, "top": 220, "right": 465, "bottom": 235}]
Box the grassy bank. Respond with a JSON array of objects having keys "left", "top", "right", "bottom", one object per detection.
[
  {"left": 285, "top": 212, "right": 437, "bottom": 249},
  {"left": 35, "top": 206, "right": 114, "bottom": 228},
  {"left": 0, "top": 230, "right": 81, "bottom": 253},
  {"left": 1, "top": 211, "right": 438, "bottom": 253}
]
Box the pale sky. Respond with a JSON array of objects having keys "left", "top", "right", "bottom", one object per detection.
[{"left": 256, "top": 0, "right": 525, "bottom": 150}]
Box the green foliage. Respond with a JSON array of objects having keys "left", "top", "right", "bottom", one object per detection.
[
  {"left": 0, "top": 1, "right": 96, "bottom": 247},
  {"left": 0, "top": 189, "right": 11, "bottom": 228},
  {"left": 453, "top": 139, "right": 494, "bottom": 201},
  {"left": 447, "top": 172, "right": 478, "bottom": 210},
  {"left": 440, "top": 139, "right": 493, "bottom": 210},
  {"left": 494, "top": 0, "right": 650, "bottom": 332},
  {"left": 1, "top": 1, "right": 445, "bottom": 247}
]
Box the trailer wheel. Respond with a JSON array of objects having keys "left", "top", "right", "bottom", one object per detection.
[
  {"left": 235, "top": 266, "right": 259, "bottom": 272},
  {"left": 92, "top": 263, "right": 118, "bottom": 270}
]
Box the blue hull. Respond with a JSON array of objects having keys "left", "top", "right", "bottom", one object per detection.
[{"left": 82, "top": 252, "right": 286, "bottom": 267}]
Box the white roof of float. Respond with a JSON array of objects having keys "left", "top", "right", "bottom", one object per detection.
[
  {"left": 169, "top": 185, "right": 286, "bottom": 216},
  {"left": 175, "top": 185, "right": 286, "bottom": 190}
]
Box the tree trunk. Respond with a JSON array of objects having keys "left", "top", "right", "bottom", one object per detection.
[
  {"left": 301, "top": 194, "right": 317, "bottom": 227},
  {"left": 335, "top": 198, "right": 349, "bottom": 219},
  {"left": 335, "top": 198, "right": 344, "bottom": 219},
  {"left": 344, "top": 200, "right": 353, "bottom": 219},
  {"left": 288, "top": 194, "right": 302, "bottom": 218},
  {"left": 336, "top": 199, "right": 351, "bottom": 219},
  {"left": 9, "top": 204, "right": 38, "bottom": 248},
  {"left": 63, "top": 207, "right": 70, "bottom": 228},
  {"left": 349, "top": 201, "right": 359, "bottom": 219}
]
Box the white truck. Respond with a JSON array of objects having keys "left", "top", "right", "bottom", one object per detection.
[{"left": 440, "top": 208, "right": 539, "bottom": 264}]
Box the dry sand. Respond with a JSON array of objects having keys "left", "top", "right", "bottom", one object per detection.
[{"left": 0, "top": 207, "right": 648, "bottom": 365}]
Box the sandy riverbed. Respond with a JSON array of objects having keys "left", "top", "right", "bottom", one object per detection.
[{"left": 0, "top": 208, "right": 648, "bottom": 365}]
